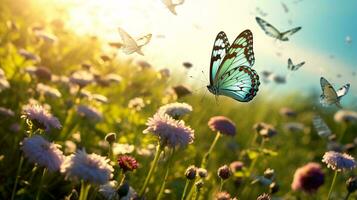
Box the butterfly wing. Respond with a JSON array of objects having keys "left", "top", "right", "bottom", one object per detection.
[
  {"left": 255, "top": 17, "right": 281, "bottom": 39},
  {"left": 214, "top": 30, "right": 259, "bottom": 102},
  {"left": 287, "top": 58, "right": 293, "bottom": 70},
  {"left": 281, "top": 27, "right": 301, "bottom": 37},
  {"left": 312, "top": 115, "right": 331, "bottom": 138},
  {"left": 320, "top": 77, "right": 338, "bottom": 106},
  {"left": 118, "top": 28, "right": 139, "bottom": 54},
  {"left": 136, "top": 34, "right": 152, "bottom": 47},
  {"left": 294, "top": 61, "right": 305, "bottom": 71},
  {"left": 336, "top": 83, "right": 350, "bottom": 99},
  {"left": 209, "top": 31, "right": 230, "bottom": 85}
]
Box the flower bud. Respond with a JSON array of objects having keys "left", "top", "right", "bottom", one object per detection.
[
  {"left": 105, "top": 132, "right": 116, "bottom": 144},
  {"left": 269, "top": 182, "right": 279, "bottom": 194},
  {"left": 195, "top": 180, "right": 204, "bottom": 189},
  {"left": 217, "top": 165, "right": 231, "bottom": 180},
  {"left": 197, "top": 168, "right": 208, "bottom": 178},
  {"left": 263, "top": 168, "right": 275, "bottom": 180},
  {"left": 185, "top": 165, "right": 197, "bottom": 180}
]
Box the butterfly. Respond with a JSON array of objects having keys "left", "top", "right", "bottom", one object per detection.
[
  {"left": 161, "top": 0, "right": 184, "bottom": 15},
  {"left": 256, "top": 17, "right": 301, "bottom": 41},
  {"left": 207, "top": 30, "right": 260, "bottom": 102},
  {"left": 320, "top": 77, "right": 350, "bottom": 108},
  {"left": 115, "top": 28, "right": 152, "bottom": 56},
  {"left": 312, "top": 115, "right": 331, "bottom": 138},
  {"left": 287, "top": 58, "right": 305, "bottom": 71}
]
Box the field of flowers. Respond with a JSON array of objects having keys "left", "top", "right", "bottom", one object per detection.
[{"left": 1, "top": 1, "right": 357, "bottom": 200}]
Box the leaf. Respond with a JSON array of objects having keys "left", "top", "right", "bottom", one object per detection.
[{"left": 261, "top": 148, "right": 278, "bottom": 156}]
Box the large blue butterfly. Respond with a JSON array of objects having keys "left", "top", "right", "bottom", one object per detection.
[{"left": 207, "top": 30, "right": 260, "bottom": 102}]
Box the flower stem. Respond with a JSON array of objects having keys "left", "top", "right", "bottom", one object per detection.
[
  {"left": 344, "top": 192, "right": 351, "bottom": 200},
  {"left": 201, "top": 132, "right": 221, "bottom": 168},
  {"left": 35, "top": 168, "right": 47, "bottom": 200},
  {"left": 338, "top": 123, "right": 347, "bottom": 143},
  {"left": 180, "top": 180, "right": 190, "bottom": 200},
  {"left": 139, "top": 143, "right": 164, "bottom": 197},
  {"left": 327, "top": 171, "right": 338, "bottom": 200},
  {"left": 219, "top": 179, "right": 224, "bottom": 192},
  {"left": 157, "top": 149, "right": 175, "bottom": 200},
  {"left": 11, "top": 155, "right": 24, "bottom": 200},
  {"left": 248, "top": 139, "right": 265, "bottom": 174},
  {"left": 79, "top": 181, "right": 91, "bottom": 200}
]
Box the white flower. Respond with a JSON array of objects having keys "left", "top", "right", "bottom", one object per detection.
[
  {"left": 334, "top": 110, "right": 357, "bottom": 123},
  {"left": 112, "top": 143, "right": 135, "bottom": 155},
  {"left": 158, "top": 102, "right": 192, "bottom": 118},
  {"left": 36, "top": 83, "right": 62, "bottom": 98},
  {"left": 64, "top": 140, "right": 77, "bottom": 154},
  {"left": 128, "top": 97, "right": 145, "bottom": 111},
  {"left": 60, "top": 149, "right": 114, "bottom": 185},
  {"left": 99, "top": 181, "right": 119, "bottom": 200},
  {"left": 22, "top": 135, "right": 64, "bottom": 172},
  {"left": 70, "top": 70, "right": 94, "bottom": 88}
]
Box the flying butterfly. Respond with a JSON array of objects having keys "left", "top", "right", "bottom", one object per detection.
[
  {"left": 161, "top": 0, "right": 184, "bottom": 15},
  {"left": 207, "top": 30, "right": 260, "bottom": 102},
  {"left": 312, "top": 115, "right": 332, "bottom": 138},
  {"left": 113, "top": 28, "right": 152, "bottom": 56},
  {"left": 320, "top": 77, "right": 350, "bottom": 108},
  {"left": 255, "top": 17, "right": 301, "bottom": 41},
  {"left": 287, "top": 58, "right": 305, "bottom": 71}
]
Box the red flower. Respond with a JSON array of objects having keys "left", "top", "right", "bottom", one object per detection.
[{"left": 118, "top": 155, "right": 138, "bottom": 172}]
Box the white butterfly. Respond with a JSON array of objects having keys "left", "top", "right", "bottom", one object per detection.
[
  {"left": 256, "top": 17, "right": 301, "bottom": 41},
  {"left": 161, "top": 0, "right": 184, "bottom": 15},
  {"left": 320, "top": 77, "right": 350, "bottom": 108},
  {"left": 312, "top": 115, "right": 331, "bottom": 138},
  {"left": 287, "top": 58, "right": 305, "bottom": 71},
  {"left": 115, "top": 28, "right": 152, "bottom": 56}
]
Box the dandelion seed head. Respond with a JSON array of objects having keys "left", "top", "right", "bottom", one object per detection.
[{"left": 22, "top": 135, "right": 64, "bottom": 172}]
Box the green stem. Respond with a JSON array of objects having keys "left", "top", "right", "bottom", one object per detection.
[
  {"left": 11, "top": 155, "right": 24, "bottom": 200},
  {"left": 344, "top": 192, "right": 351, "bottom": 200},
  {"left": 338, "top": 123, "right": 347, "bottom": 143},
  {"left": 157, "top": 149, "right": 175, "bottom": 200},
  {"left": 119, "top": 172, "right": 126, "bottom": 188},
  {"left": 327, "top": 171, "right": 338, "bottom": 200},
  {"left": 139, "top": 143, "right": 164, "bottom": 197},
  {"left": 180, "top": 180, "right": 190, "bottom": 200},
  {"left": 193, "top": 188, "right": 200, "bottom": 200},
  {"left": 35, "top": 168, "right": 47, "bottom": 200},
  {"left": 79, "top": 181, "right": 91, "bottom": 200},
  {"left": 201, "top": 132, "right": 221, "bottom": 168},
  {"left": 248, "top": 139, "right": 265, "bottom": 174},
  {"left": 219, "top": 179, "right": 224, "bottom": 192}
]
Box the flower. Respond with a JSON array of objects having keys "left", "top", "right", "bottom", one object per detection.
[
  {"left": 185, "top": 165, "right": 197, "bottom": 180},
  {"left": 143, "top": 112, "right": 194, "bottom": 148},
  {"left": 322, "top": 151, "right": 356, "bottom": 171},
  {"left": 197, "top": 168, "right": 208, "bottom": 178},
  {"left": 34, "top": 30, "right": 58, "bottom": 43},
  {"left": 105, "top": 133, "right": 116, "bottom": 144},
  {"left": 25, "top": 66, "right": 52, "bottom": 81},
  {"left": 112, "top": 143, "right": 135, "bottom": 155},
  {"left": 253, "top": 122, "right": 277, "bottom": 139},
  {"left": 128, "top": 97, "right": 145, "bottom": 111},
  {"left": 279, "top": 107, "right": 297, "bottom": 117},
  {"left": 104, "top": 73, "right": 122, "bottom": 84},
  {"left": 22, "top": 104, "right": 61, "bottom": 132},
  {"left": 230, "top": 161, "right": 244, "bottom": 173},
  {"left": 92, "top": 94, "right": 108, "bottom": 104},
  {"left": 22, "top": 135, "right": 64, "bottom": 172},
  {"left": 0, "top": 77, "right": 10, "bottom": 91},
  {"left": 217, "top": 165, "right": 231, "bottom": 180},
  {"left": 256, "top": 193, "right": 271, "bottom": 200},
  {"left": 159, "top": 68, "right": 170, "bottom": 78},
  {"left": 157, "top": 102, "right": 192, "bottom": 119},
  {"left": 69, "top": 70, "right": 94, "bottom": 88},
  {"left": 346, "top": 176, "right": 357, "bottom": 193},
  {"left": 208, "top": 116, "right": 236, "bottom": 136},
  {"left": 291, "top": 162, "right": 324, "bottom": 193},
  {"left": 36, "top": 83, "right": 62, "bottom": 98},
  {"left": 64, "top": 140, "right": 77, "bottom": 154},
  {"left": 118, "top": 155, "right": 138, "bottom": 172},
  {"left": 18, "top": 49, "right": 41, "bottom": 62},
  {"left": 334, "top": 110, "right": 357, "bottom": 123},
  {"left": 60, "top": 149, "right": 114, "bottom": 185},
  {"left": 77, "top": 105, "right": 103, "bottom": 122},
  {"left": 215, "top": 191, "right": 231, "bottom": 200},
  {"left": 99, "top": 180, "right": 119, "bottom": 200},
  {"left": 137, "top": 60, "right": 152, "bottom": 69}
]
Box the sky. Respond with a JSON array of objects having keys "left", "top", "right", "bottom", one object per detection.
[{"left": 39, "top": 0, "right": 357, "bottom": 105}]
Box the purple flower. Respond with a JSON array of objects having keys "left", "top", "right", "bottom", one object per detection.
[
  {"left": 143, "top": 112, "right": 194, "bottom": 148},
  {"left": 322, "top": 151, "right": 356, "bottom": 171},
  {"left": 77, "top": 105, "right": 103, "bottom": 122},
  {"left": 22, "top": 104, "right": 61, "bottom": 132},
  {"left": 208, "top": 116, "right": 236, "bottom": 136},
  {"left": 291, "top": 162, "right": 324, "bottom": 193}
]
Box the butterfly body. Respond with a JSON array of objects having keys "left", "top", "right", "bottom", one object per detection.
[
  {"left": 207, "top": 30, "right": 260, "bottom": 102},
  {"left": 320, "top": 77, "right": 350, "bottom": 108}
]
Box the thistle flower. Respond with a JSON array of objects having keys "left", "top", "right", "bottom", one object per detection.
[
  {"left": 0, "top": 107, "right": 15, "bottom": 117},
  {"left": 128, "top": 97, "right": 145, "bottom": 111},
  {"left": 172, "top": 85, "right": 192, "bottom": 98},
  {"left": 77, "top": 105, "right": 103, "bottom": 122},
  {"left": 322, "top": 151, "right": 356, "bottom": 171},
  {"left": 36, "top": 83, "right": 61, "bottom": 98},
  {"left": 279, "top": 107, "right": 297, "bottom": 117},
  {"left": 253, "top": 122, "right": 277, "bottom": 139},
  {"left": 112, "top": 143, "right": 135, "bottom": 155},
  {"left": 22, "top": 135, "right": 64, "bottom": 172},
  {"left": 208, "top": 116, "right": 236, "bottom": 136},
  {"left": 257, "top": 193, "right": 271, "bottom": 200},
  {"left": 215, "top": 191, "right": 231, "bottom": 200},
  {"left": 185, "top": 165, "right": 197, "bottom": 180},
  {"left": 218, "top": 165, "right": 231, "bottom": 180},
  {"left": 118, "top": 155, "right": 139, "bottom": 172},
  {"left": 70, "top": 70, "right": 94, "bottom": 88},
  {"left": 157, "top": 102, "right": 192, "bottom": 119},
  {"left": 99, "top": 180, "right": 119, "bottom": 200},
  {"left": 22, "top": 104, "right": 61, "bottom": 132},
  {"left": 291, "top": 162, "right": 324, "bottom": 193},
  {"left": 334, "top": 110, "right": 357, "bottom": 123},
  {"left": 143, "top": 112, "right": 194, "bottom": 148},
  {"left": 230, "top": 161, "right": 244, "bottom": 173},
  {"left": 60, "top": 149, "right": 114, "bottom": 185}
]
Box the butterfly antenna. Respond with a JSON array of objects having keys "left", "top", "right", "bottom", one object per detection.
[
  {"left": 189, "top": 75, "right": 206, "bottom": 83},
  {"left": 201, "top": 70, "right": 209, "bottom": 83}
]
